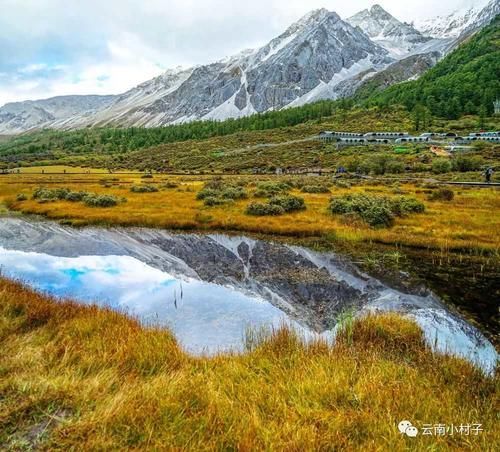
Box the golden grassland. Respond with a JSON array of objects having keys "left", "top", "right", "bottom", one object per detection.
[
  {"left": 9, "top": 165, "right": 140, "bottom": 174},
  {"left": 0, "top": 277, "right": 498, "bottom": 450},
  {"left": 1, "top": 172, "right": 499, "bottom": 253}
]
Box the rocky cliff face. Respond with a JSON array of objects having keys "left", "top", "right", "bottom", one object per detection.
[{"left": 349, "top": 52, "right": 442, "bottom": 99}]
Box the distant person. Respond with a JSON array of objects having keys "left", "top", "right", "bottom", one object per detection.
[{"left": 485, "top": 167, "right": 493, "bottom": 183}]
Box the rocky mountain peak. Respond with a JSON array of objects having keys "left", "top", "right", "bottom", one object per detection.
[
  {"left": 370, "top": 4, "right": 392, "bottom": 17},
  {"left": 281, "top": 8, "right": 340, "bottom": 38},
  {"left": 347, "top": 3, "right": 430, "bottom": 57}
]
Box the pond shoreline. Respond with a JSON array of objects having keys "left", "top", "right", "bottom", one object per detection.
[
  {"left": 2, "top": 209, "right": 498, "bottom": 345},
  {"left": 0, "top": 216, "right": 497, "bottom": 372}
]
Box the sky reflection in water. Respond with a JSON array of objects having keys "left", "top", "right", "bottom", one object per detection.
[{"left": 0, "top": 247, "right": 296, "bottom": 354}]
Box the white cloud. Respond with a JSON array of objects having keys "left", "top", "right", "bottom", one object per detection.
[{"left": 0, "top": 0, "right": 485, "bottom": 105}]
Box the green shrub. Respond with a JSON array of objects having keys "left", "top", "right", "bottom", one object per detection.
[
  {"left": 301, "top": 185, "right": 330, "bottom": 193},
  {"left": 385, "top": 160, "right": 405, "bottom": 174},
  {"left": 246, "top": 202, "right": 285, "bottom": 216},
  {"left": 65, "top": 191, "right": 89, "bottom": 202},
  {"left": 269, "top": 195, "right": 306, "bottom": 212},
  {"left": 253, "top": 189, "right": 270, "bottom": 198},
  {"left": 141, "top": 173, "right": 153, "bottom": 179},
  {"left": 254, "top": 181, "right": 291, "bottom": 197},
  {"left": 220, "top": 186, "right": 247, "bottom": 200},
  {"left": 130, "top": 185, "right": 159, "bottom": 193},
  {"left": 370, "top": 155, "right": 391, "bottom": 175},
  {"left": 203, "top": 196, "right": 227, "bottom": 206},
  {"left": 329, "top": 194, "right": 424, "bottom": 228},
  {"left": 196, "top": 188, "right": 219, "bottom": 200},
  {"left": 452, "top": 155, "right": 484, "bottom": 172},
  {"left": 413, "top": 163, "right": 430, "bottom": 172},
  {"left": 197, "top": 184, "right": 247, "bottom": 202},
  {"left": 360, "top": 203, "right": 394, "bottom": 227},
  {"left": 53, "top": 188, "right": 71, "bottom": 199},
  {"left": 162, "top": 181, "right": 179, "bottom": 189},
  {"left": 32, "top": 187, "right": 71, "bottom": 201},
  {"left": 339, "top": 157, "right": 361, "bottom": 173},
  {"left": 16, "top": 193, "right": 27, "bottom": 201},
  {"left": 32, "top": 187, "right": 109, "bottom": 204},
  {"left": 83, "top": 194, "right": 118, "bottom": 207},
  {"left": 357, "top": 160, "right": 374, "bottom": 175},
  {"left": 390, "top": 196, "right": 425, "bottom": 215},
  {"left": 428, "top": 188, "right": 455, "bottom": 201},
  {"left": 432, "top": 158, "right": 452, "bottom": 174}
]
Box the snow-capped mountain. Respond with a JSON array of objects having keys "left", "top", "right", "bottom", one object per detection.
[
  {"left": 39, "top": 9, "right": 393, "bottom": 129},
  {"left": 415, "top": 0, "right": 498, "bottom": 39},
  {"left": 347, "top": 4, "right": 430, "bottom": 58},
  {"left": 0, "top": 95, "right": 116, "bottom": 134},
  {"left": 0, "top": 2, "right": 497, "bottom": 134}
]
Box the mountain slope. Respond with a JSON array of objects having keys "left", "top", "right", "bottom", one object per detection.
[
  {"left": 366, "top": 15, "right": 500, "bottom": 118},
  {"left": 0, "top": 4, "right": 498, "bottom": 134},
  {"left": 53, "top": 68, "right": 195, "bottom": 129},
  {"left": 459, "top": 0, "right": 500, "bottom": 38},
  {"left": 352, "top": 52, "right": 442, "bottom": 100},
  {"left": 0, "top": 95, "right": 116, "bottom": 134},
  {"left": 0, "top": 9, "right": 392, "bottom": 133},
  {"left": 415, "top": 0, "right": 497, "bottom": 38}
]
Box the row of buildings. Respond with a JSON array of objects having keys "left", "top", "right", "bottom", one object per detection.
[{"left": 317, "top": 131, "right": 500, "bottom": 144}]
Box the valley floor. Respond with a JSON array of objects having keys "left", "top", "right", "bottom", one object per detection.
[
  {"left": 0, "top": 277, "right": 498, "bottom": 450},
  {"left": 1, "top": 171, "right": 499, "bottom": 252}
]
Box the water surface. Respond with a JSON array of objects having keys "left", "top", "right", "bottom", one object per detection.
[{"left": 0, "top": 247, "right": 305, "bottom": 354}]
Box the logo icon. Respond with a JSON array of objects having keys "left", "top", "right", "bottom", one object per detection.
[{"left": 398, "top": 420, "right": 419, "bottom": 437}]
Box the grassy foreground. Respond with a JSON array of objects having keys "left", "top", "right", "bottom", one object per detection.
[{"left": 0, "top": 278, "right": 498, "bottom": 450}]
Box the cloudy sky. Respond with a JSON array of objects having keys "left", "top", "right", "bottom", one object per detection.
[{"left": 0, "top": 0, "right": 486, "bottom": 106}]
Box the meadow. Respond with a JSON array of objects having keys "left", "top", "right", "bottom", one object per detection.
[
  {"left": 2, "top": 171, "right": 499, "bottom": 253},
  {"left": 0, "top": 19, "right": 499, "bottom": 450}
]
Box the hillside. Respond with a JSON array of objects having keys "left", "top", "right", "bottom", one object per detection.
[{"left": 363, "top": 16, "right": 500, "bottom": 118}]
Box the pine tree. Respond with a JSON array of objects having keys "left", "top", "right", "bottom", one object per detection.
[{"left": 478, "top": 105, "right": 487, "bottom": 129}]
